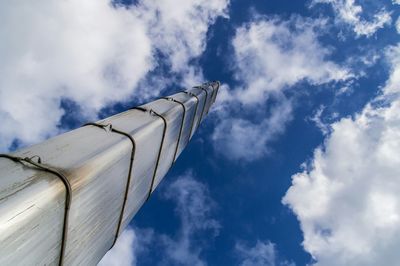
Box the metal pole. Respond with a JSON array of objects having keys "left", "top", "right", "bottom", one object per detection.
[{"left": 0, "top": 82, "right": 220, "bottom": 266}]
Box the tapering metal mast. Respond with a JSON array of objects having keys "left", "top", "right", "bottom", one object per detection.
[{"left": 0, "top": 81, "right": 220, "bottom": 266}]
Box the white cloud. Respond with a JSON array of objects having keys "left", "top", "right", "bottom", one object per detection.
[
  {"left": 160, "top": 172, "right": 220, "bottom": 266},
  {"left": 312, "top": 0, "right": 392, "bottom": 37},
  {"left": 282, "top": 45, "right": 400, "bottom": 265},
  {"left": 212, "top": 98, "right": 292, "bottom": 161},
  {"left": 0, "top": 0, "right": 229, "bottom": 152},
  {"left": 236, "top": 241, "right": 276, "bottom": 266},
  {"left": 98, "top": 172, "right": 219, "bottom": 266},
  {"left": 236, "top": 240, "right": 294, "bottom": 266},
  {"left": 212, "top": 15, "right": 350, "bottom": 161},
  {"left": 308, "top": 105, "right": 331, "bottom": 135},
  {"left": 139, "top": 0, "right": 228, "bottom": 74},
  {"left": 98, "top": 227, "right": 153, "bottom": 266},
  {"left": 98, "top": 228, "right": 138, "bottom": 266},
  {"left": 135, "top": 0, "right": 229, "bottom": 89},
  {"left": 230, "top": 16, "right": 350, "bottom": 106},
  {"left": 0, "top": 0, "right": 152, "bottom": 151}
]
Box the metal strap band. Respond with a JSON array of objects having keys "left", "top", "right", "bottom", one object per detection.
[
  {"left": 213, "top": 81, "right": 220, "bottom": 103},
  {"left": 130, "top": 106, "right": 167, "bottom": 201},
  {"left": 210, "top": 82, "right": 218, "bottom": 106},
  {"left": 161, "top": 97, "right": 186, "bottom": 163},
  {"left": 200, "top": 85, "right": 212, "bottom": 115},
  {"left": 193, "top": 87, "right": 208, "bottom": 126},
  {"left": 83, "top": 122, "right": 136, "bottom": 249},
  {"left": 146, "top": 109, "right": 167, "bottom": 200},
  {"left": 208, "top": 84, "right": 215, "bottom": 107},
  {"left": 0, "top": 154, "right": 72, "bottom": 266},
  {"left": 182, "top": 91, "right": 199, "bottom": 140},
  {"left": 210, "top": 83, "right": 217, "bottom": 104}
]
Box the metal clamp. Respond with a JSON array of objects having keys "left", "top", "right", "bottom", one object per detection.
[
  {"left": 182, "top": 91, "right": 199, "bottom": 140},
  {"left": 130, "top": 106, "right": 167, "bottom": 201},
  {"left": 0, "top": 154, "right": 72, "bottom": 266},
  {"left": 83, "top": 122, "right": 136, "bottom": 249},
  {"left": 161, "top": 97, "right": 185, "bottom": 163}
]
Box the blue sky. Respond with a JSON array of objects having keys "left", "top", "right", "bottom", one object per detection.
[{"left": 1, "top": 0, "right": 400, "bottom": 265}]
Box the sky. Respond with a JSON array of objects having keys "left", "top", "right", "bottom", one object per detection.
[{"left": 1, "top": 0, "right": 400, "bottom": 265}]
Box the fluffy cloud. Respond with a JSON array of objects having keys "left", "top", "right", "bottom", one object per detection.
[
  {"left": 98, "top": 171, "right": 219, "bottom": 265},
  {"left": 159, "top": 171, "right": 220, "bottom": 266},
  {"left": 139, "top": 0, "right": 228, "bottom": 74},
  {"left": 312, "top": 0, "right": 392, "bottom": 37},
  {"left": 308, "top": 106, "right": 331, "bottom": 135},
  {"left": 0, "top": 0, "right": 152, "bottom": 151},
  {"left": 98, "top": 228, "right": 138, "bottom": 266},
  {"left": 212, "top": 98, "right": 292, "bottom": 161},
  {"left": 0, "top": 0, "right": 229, "bottom": 152},
  {"left": 282, "top": 45, "right": 400, "bottom": 265},
  {"left": 98, "top": 226, "right": 154, "bottom": 266},
  {"left": 231, "top": 16, "right": 350, "bottom": 105},
  {"left": 236, "top": 240, "right": 294, "bottom": 266},
  {"left": 212, "top": 15, "right": 350, "bottom": 161},
  {"left": 135, "top": 0, "right": 228, "bottom": 89}
]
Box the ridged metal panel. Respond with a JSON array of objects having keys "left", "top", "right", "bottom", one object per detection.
[{"left": 0, "top": 82, "right": 219, "bottom": 265}]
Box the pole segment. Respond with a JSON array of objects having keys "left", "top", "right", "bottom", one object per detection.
[{"left": 0, "top": 81, "right": 220, "bottom": 266}]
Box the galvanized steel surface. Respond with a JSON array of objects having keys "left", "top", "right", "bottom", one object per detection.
[{"left": 0, "top": 82, "right": 219, "bottom": 266}]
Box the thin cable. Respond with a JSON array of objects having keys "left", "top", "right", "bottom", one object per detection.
[
  {"left": 82, "top": 122, "right": 136, "bottom": 249},
  {"left": 182, "top": 91, "right": 199, "bottom": 140},
  {"left": 213, "top": 81, "right": 220, "bottom": 103},
  {"left": 129, "top": 106, "right": 168, "bottom": 200},
  {"left": 198, "top": 85, "right": 211, "bottom": 115},
  {"left": 193, "top": 87, "right": 208, "bottom": 125},
  {"left": 161, "top": 97, "right": 185, "bottom": 163},
  {"left": 209, "top": 82, "right": 217, "bottom": 104},
  {"left": 145, "top": 109, "right": 167, "bottom": 200}
]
